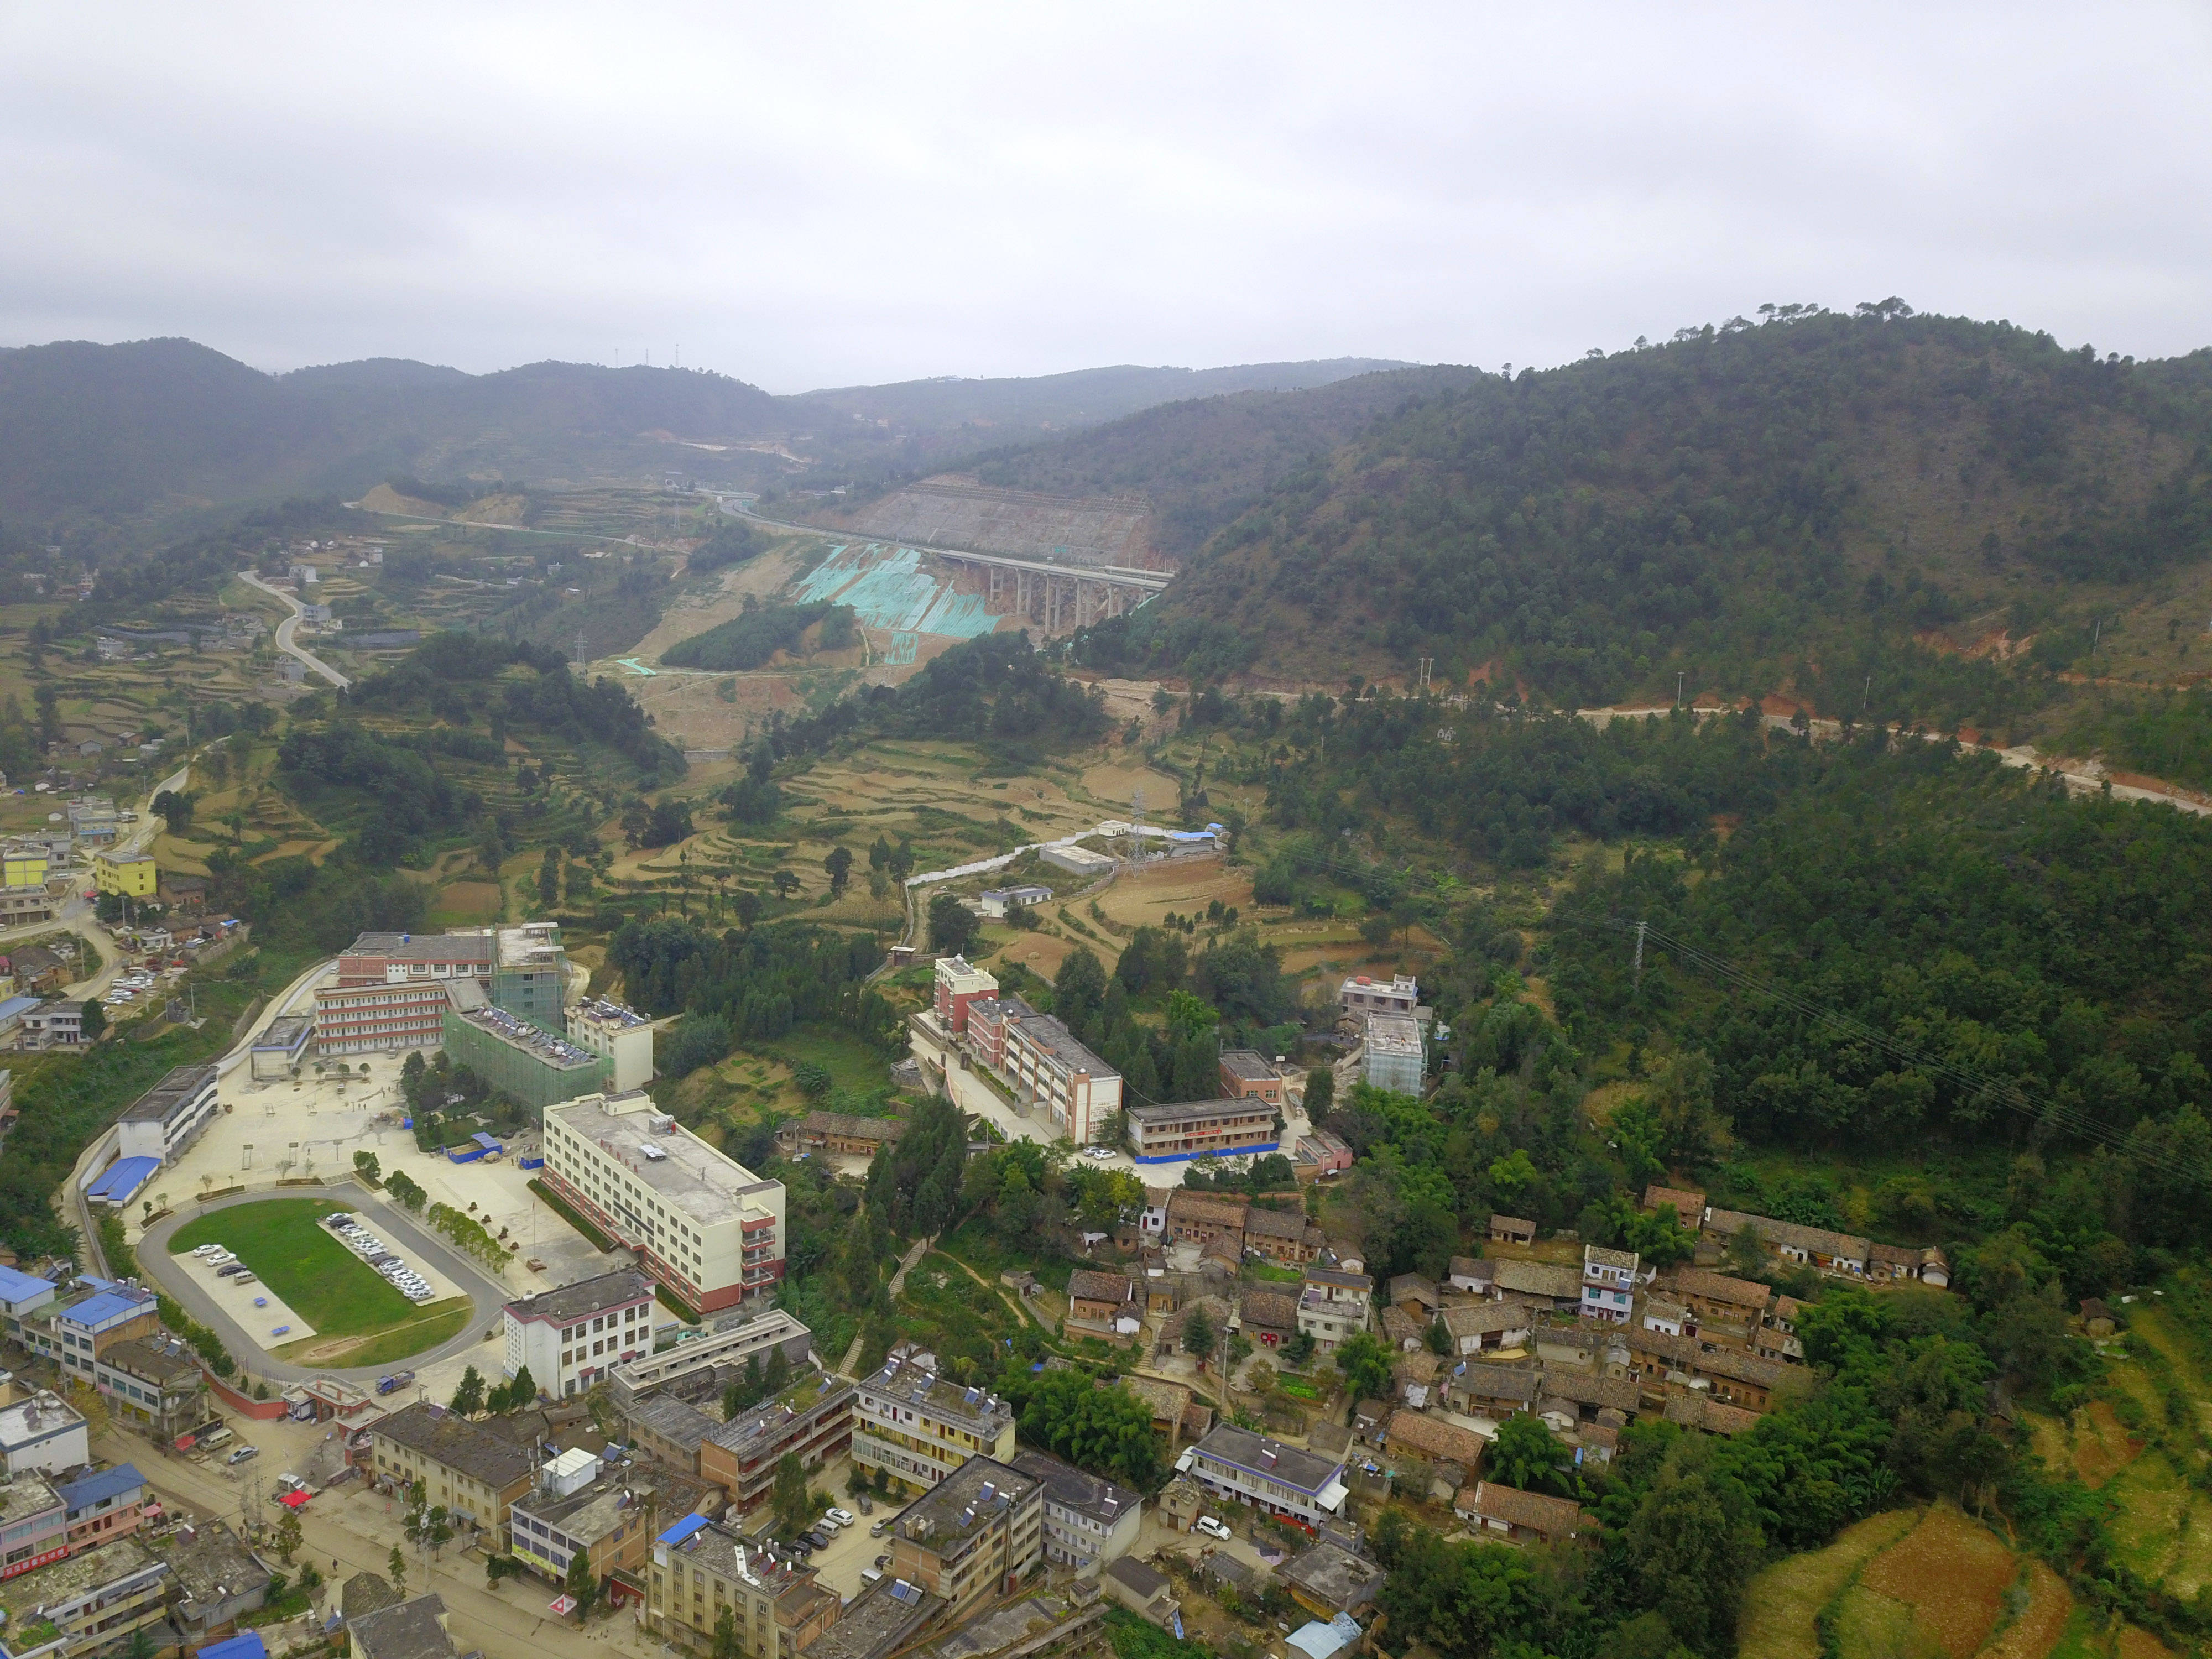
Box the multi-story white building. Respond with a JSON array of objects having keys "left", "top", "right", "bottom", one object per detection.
[
  {"left": 0, "top": 1392, "right": 90, "bottom": 1476},
  {"left": 568, "top": 998, "right": 656, "bottom": 1092},
  {"left": 1581, "top": 1245, "right": 1640, "bottom": 1324},
  {"left": 1338, "top": 973, "right": 1418, "bottom": 1018},
  {"left": 1178, "top": 1425, "right": 1348, "bottom": 1528},
  {"left": 607, "top": 1307, "right": 813, "bottom": 1408},
  {"left": 1009, "top": 1449, "right": 1141, "bottom": 1573},
  {"left": 503, "top": 1269, "right": 657, "bottom": 1400},
  {"left": 508, "top": 1449, "right": 655, "bottom": 1587},
  {"left": 20, "top": 1281, "right": 160, "bottom": 1387},
  {"left": 1296, "top": 1266, "right": 1373, "bottom": 1354},
  {"left": 1004, "top": 1014, "right": 1121, "bottom": 1146},
  {"left": 852, "top": 1354, "right": 1016, "bottom": 1494},
  {"left": 540, "top": 1092, "right": 785, "bottom": 1315},
  {"left": 113, "top": 1063, "right": 220, "bottom": 1166}
]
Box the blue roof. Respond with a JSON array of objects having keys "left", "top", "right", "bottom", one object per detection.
[
  {"left": 0, "top": 1265, "right": 54, "bottom": 1303},
  {"left": 0, "top": 994, "right": 41, "bottom": 1022},
  {"left": 56, "top": 1463, "right": 145, "bottom": 1513},
  {"left": 472, "top": 1132, "right": 502, "bottom": 1150},
  {"left": 656, "top": 1513, "right": 710, "bottom": 1547},
  {"left": 199, "top": 1634, "right": 268, "bottom": 1659},
  {"left": 84, "top": 1156, "right": 160, "bottom": 1203},
  {"left": 63, "top": 1287, "right": 154, "bottom": 1329}
]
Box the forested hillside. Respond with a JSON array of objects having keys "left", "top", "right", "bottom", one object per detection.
[
  {"left": 1075, "top": 307, "right": 2212, "bottom": 711},
  {"left": 969, "top": 363, "right": 1485, "bottom": 557}
]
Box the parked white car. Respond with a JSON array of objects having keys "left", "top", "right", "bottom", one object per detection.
[{"left": 1195, "top": 1515, "right": 1233, "bottom": 1541}]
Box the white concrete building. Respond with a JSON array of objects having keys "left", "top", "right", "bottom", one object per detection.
[
  {"left": 113, "top": 1064, "right": 221, "bottom": 1166},
  {"left": 1177, "top": 1425, "right": 1347, "bottom": 1526},
  {"left": 1296, "top": 1266, "right": 1373, "bottom": 1354},
  {"left": 540, "top": 1092, "right": 785, "bottom": 1315},
  {"left": 1338, "top": 973, "right": 1418, "bottom": 1018},
  {"left": 503, "top": 1269, "right": 657, "bottom": 1400},
  {"left": 1580, "top": 1245, "right": 1640, "bottom": 1324},
  {"left": 0, "top": 1391, "right": 90, "bottom": 1475},
  {"left": 1009, "top": 1449, "right": 1142, "bottom": 1573},
  {"left": 1004, "top": 1014, "right": 1121, "bottom": 1146},
  {"left": 567, "top": 999, "right": 656, "bottom": 1092}
]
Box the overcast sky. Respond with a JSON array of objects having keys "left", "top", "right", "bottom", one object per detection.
[{"left": 4, "top": 4, "right": 2208, "bottom": 392}]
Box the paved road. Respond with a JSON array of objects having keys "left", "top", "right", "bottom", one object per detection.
[
  {"left": 836, "top": 1235, "right": 932, "bottom": 1372},
  {"left": 239, "top": 571, "right": 351, "bottom": 688},
  {"left": 0, "top": 761, "right": 194, "bottom": 1002},
  {"left": 136, "top": 1185, "right": 510, "bottom": 1385}
]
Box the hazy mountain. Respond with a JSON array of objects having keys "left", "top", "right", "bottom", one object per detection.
[
  {"left": 0, "top": 338, "right": 1413, "bottom": 528},
  {"left": 789, "top": 358, "right": 1412, "bottom": 435}
]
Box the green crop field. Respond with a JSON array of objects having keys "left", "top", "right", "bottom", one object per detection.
[{"left": 170, "top": 1198, "right": 426, "bottom": 1339}]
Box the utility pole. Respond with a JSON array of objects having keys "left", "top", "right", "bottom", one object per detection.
[
  {"left": 1863, "top": 675, "right": 1872, "bottom": 712},
  {"left": 1676, "top": 671, "right": 1684, "bottom": 707},
  {"left": 1633, "top": 920, "right": 1647, "bottom": 990}
]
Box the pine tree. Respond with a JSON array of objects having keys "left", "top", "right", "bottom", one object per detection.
[
  {"left": 565, "top": 1542, "right": 597, "bottom": 1618},
  {"left": 449, "top": 1366, "right": 484, "bottom": 1416}
]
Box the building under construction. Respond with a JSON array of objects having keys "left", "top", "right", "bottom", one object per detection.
[{"left": 441, "top": 981, "right": 610, "bottom": 1114}]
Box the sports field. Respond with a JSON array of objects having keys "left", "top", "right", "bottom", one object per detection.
[{"left": 169, "top": 1198, "right": 469, "bottom": 1363}]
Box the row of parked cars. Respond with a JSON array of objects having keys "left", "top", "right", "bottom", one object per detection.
[
  {"left": 189, "top": 1244, "right": 257, "bottom": 1287},
  {"left": 325, "top": 1213, "right": 437, "bottom": 1303},
  {"left": 101, "top": 968, "right": 164, "bottom": 1009},
  {"left": 783, "top": 1505, "right": 860, "bottom": 1558}
]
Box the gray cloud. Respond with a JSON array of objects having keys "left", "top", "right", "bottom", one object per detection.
[{"left": 3, "top": 3, "right": 2207, "bottom": 389}]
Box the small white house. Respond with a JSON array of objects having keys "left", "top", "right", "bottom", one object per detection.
[{"left": 978, "top": 884, "right": 1053, "bottom": 919}]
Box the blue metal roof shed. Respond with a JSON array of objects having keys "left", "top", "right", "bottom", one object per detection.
[
  {"left": 65, "top": 1287, "right": 153, "bottom": 1327},
  {"left": 84, "top": 1156, "right": 160, "bottom": 1205},
  {"left": 0, "top": 1264, "right": 54, "bottom": 1305},
  {"left": 56, "top": 1463, "right": 146, "bottom": 1515},
  {"left": 656, "top": 1514, "right": 710, "bottom": 1547}
]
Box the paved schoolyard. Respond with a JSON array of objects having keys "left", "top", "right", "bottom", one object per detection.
[{"left": 149, "top": 1058, "right": 630, "bottom": 1308}]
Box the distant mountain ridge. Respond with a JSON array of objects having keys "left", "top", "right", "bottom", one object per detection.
[
  {"left": 0, "top": 336, "right": 1413, "bottom": 528},
  {"left": 787, "top": 358, "right": 1412, "bottom": 432}
]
